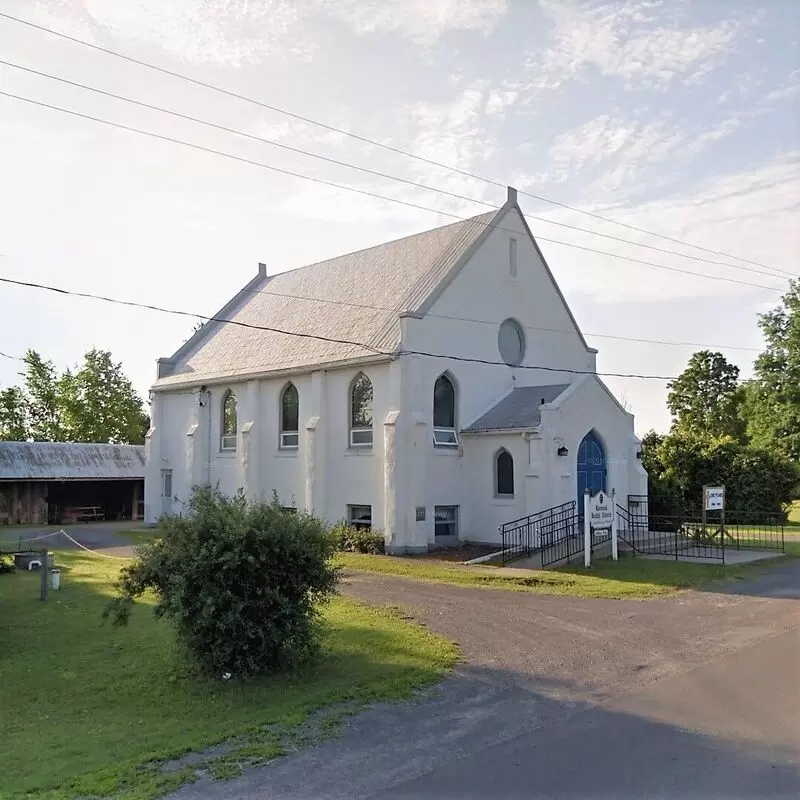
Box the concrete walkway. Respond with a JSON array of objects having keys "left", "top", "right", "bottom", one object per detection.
[
  {"left": 642, "top": 548, "right": 785, "bottom": 564},
  {"left": 170, "top": 560, "right": 800, "bottom": 800}
]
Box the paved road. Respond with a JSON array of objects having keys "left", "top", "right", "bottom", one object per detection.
[{"left": 170, "top": 559, "right": 800, "bottom": 800}]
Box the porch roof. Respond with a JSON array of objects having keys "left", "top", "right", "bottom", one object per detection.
[{"left": 463, "top": 385, "right": 569, "bottom": 433}]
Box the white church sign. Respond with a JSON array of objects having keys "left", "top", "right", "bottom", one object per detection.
[
  {"left": 583, "top": 489, "right": 618, "bottom": 568},
  {"left": 589, "top": 492, "right": 614, "bottom": 530}
]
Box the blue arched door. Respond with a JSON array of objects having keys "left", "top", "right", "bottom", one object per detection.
[{"left": 577, "top": 431, "right": 606, "bottom": 506}]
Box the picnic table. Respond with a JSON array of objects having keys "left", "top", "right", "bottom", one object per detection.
[{"left": 60, "top": 506, "right": 104, "bottom": 523}]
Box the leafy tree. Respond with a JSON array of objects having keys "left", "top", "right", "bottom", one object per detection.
[
  {"left": 105, "top": 489, "right": 339, "bottom": 677},
  {"left": 21, "top": 350, "right": 66, "bottom": 441},
  {"left": 61, "top": 349, "right": 148, "bottom": 444},
  {"left": 666, "top": 350, "right": 744, "bottom": 441},
  {"left": 742, "top": 280, "right": 800, "bottom": 462},
  {"left": 0, "top": 348, "right": 147, "bottom": 444},
  {"left": 0, "top": 387, "right": 28, "bottom": 441}
]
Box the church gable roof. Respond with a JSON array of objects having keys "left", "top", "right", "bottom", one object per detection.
[
  {"left": 156, "top": 207, "right": 500, "bottom": 386},
  {"left": 463, "top": 385, "right": 570, "bottom": 433}
]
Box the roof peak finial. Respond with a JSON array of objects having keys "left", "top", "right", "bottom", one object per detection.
[{"left": 506, "top": 186, "right": 517, "bottom": 205}]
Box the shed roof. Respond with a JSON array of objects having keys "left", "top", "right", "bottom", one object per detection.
[
  {"left": 0, "top": 442, "right": 146, "bottom": 481},
  {"left": 463, "top": 385, "right": 570, "bottom": 433},
  {"left": 155, "top": 206, "right": 501, "bottom": 386}
]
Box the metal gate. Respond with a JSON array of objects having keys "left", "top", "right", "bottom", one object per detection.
[{"left": 618, "top": 497, "right": 786, "bottom": 563}]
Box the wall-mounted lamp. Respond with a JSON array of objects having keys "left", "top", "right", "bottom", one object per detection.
[
  {"left": 636, "top": 450, "right": 642, "bottom": 460},
  {"left": 557, "top": 445, "right": 569, "bottom": 457}
]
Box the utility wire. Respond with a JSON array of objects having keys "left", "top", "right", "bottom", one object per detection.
[
  {"left": 237, "top": 286, "right": 765, "bottom": 352},
  {"left": 0, "top": 274, "right": 740, "bottom": 381},
  {"left": 0, "top": 265, "right": 768, "bottom": 356},
  {"left": 0, "top": 91, "right": 787, "bottom": 294},
  {"left": 0, "top": 275, "right": 387, "bottom": 355},
  {"left": 0, "top": 11, "right": 791, "bottom": 279},
  {"left": 1, "top": 59, "right": 793, "bottom": 283}
]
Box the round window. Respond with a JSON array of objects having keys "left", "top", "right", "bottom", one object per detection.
[{"left": 498, "top": 318, "right": 525, "bottom": 366}]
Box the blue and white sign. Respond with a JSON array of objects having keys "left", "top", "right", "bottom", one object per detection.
[{"left": 704, "top": 486, "right": 725, "bottom": 512}]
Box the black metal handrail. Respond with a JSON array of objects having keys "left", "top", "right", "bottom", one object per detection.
[{"left": 500, "top": 500, "right": 577, "bottom": 565}]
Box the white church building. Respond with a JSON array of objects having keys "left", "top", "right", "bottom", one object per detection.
[{"left": 145, "top": 188, "right": 647, "bottom": 552}]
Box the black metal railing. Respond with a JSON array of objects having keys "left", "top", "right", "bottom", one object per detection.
[
  {"left": 500, "top": 501, "right": 577, "bottom": 565},
  {"left": 617, "top": 504, "right": 785, "bottom": 563},
  {"left": 540, "top": 510, "right": 583, "bottom": 568}
]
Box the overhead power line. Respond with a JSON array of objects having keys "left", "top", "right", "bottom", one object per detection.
[
  {"left": 0, "top": 274, "right": 685, "bottom": 380},
  {"left": 0, "top": 11, "right": 792, "bottom": 280},
  {"left": 0, "top": 265, "right": 765, "bottom": 356},
  {"left": 0, "top": 91, "right": 787, "bottom": 294},
  {"left": 230, "top": 285, "right": 763, "bottom": 353},
  {"left": 1, "top": 59, "right": 794, "bottom": 284}
]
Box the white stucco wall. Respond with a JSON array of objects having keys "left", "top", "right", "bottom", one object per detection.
[
  {"left": 461, "top": 433, "right": 526, "bottom": 544},
  {"left": 537, "top": 375, "right": 648, "bottom": 512},
  {"left": 403, "top": 205, "right": 595, "bottom": 427},
  {"left": 146, "top": 362, "right": 394, "bottom": 526}
]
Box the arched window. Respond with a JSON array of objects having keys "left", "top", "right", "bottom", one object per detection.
[
  {"left": 280, "top": 383, "right": 299, "bottom": 448},
  {"left": 350, "top": 373, "right": 373, "bottom": 447},
  {"left": 433, "top": 373, "right": 458, "bottom": 447},
  {"left": 221, "top": 390, "right": 237, "bottom": 450},
  {"left": 495, "top": 449, "right": 514, "bottom": 497}
]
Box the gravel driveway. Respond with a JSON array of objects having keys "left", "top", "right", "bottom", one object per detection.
[
  {"left": 5, "top": 522, "right": 141, "bottom": 557},
  {"left": 170, "top": 560, "right": 800, "bottom": 800}
]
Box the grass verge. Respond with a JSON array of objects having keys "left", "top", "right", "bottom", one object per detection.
[
  {"left": 337, "top": 547, "right": 796, "bottom": 599},
  {"left": 117, "top": 528, "right": 163, "bottom": 548},
  {"left": 0, "top": 552, "right": 457, "bottom": 799}
]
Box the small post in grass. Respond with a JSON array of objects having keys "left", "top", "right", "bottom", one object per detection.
[
  {"left": 611, "top": 489, "right": 618, "bottom": 561},
  {"left": 584, "top": 489, "right": 591, "bottom": 568},
  {"left": 40, "top": 548, "right": 48, "bottom": 602}
]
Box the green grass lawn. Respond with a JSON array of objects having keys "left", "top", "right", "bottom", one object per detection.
[
  {"left": 337, "top": 547, "right": 794, "bottom": 599},
  {"left": 0, "top": 552, "right": 458, "bottom": 799},
  {"left": 788, "top": 500, "right": 800, "bottom": 527},
  {"left": 116, "top": 527, "right": 163, "bottom": 547}
]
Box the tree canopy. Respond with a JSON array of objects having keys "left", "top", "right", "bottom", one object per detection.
[
  {"left": 0, "top": 349, "right": 148, "bottom": 444},
  {"left": 645, "top": 282, "right": 799, "bottom": 515},
  {"left": 666, "top": 350, "right": 744, "bottom": 441},
  {"left": 742, "top": 279, "right": 800, "bottom": 462}
]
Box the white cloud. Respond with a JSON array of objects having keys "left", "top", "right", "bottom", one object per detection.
[
  {"left": 536, "top": 154, "right": 799, "bottom": 305},
  {"left": 484, "top": 87, "right": 519, "bottom": 117},
  {"left": 762, "top": 69, "right": 800, "bottom": 103},
  {"left": 35, "top": 0, "right": 316, "bottom": 65},
  {"left": 523, "top": 106, "right": 765, "bottom": 205},
  {"left": 532, "top": 0, "right": 741, "bottom": 90},
  {"left": 321, "top": 0, "right": 508, "bottom": 46}
]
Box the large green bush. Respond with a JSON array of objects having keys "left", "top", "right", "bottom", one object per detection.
[
  {"left": 105, "top": 488, "right": 338, "bottom": 677},
  {"left": 641, "top": 432, "right": 799, "bottom": 521},
  {"left": 329, "top": 522, "right": 385, "bottom": 554}
]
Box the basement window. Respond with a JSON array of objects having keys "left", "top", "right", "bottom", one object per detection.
[
  {"left": 348, "top": 505, "right": 372, "bottom": 530},
  {"left": 434, "top": 506, "right": 458, "bottom": 538}
]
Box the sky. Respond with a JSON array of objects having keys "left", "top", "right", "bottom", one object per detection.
[{"left": 0, "top": 0, "right": 798, "bottom": 434}]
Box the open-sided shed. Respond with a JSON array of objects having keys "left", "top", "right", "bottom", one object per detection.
[{"left": 0, "top": 442, "right": 145, "bottom": 525}]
